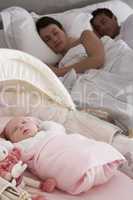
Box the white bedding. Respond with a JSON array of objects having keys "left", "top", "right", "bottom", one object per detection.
[
  {"left": 1, "top": 48, "right": 133, "bottom": 180},
  {"left": 0, "top": 29, "right": 7, "bottom": 48},
  {"left": 59, "top": 36, "right": 133, "bottom": 128}
]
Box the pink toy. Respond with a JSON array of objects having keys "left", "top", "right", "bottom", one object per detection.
[
  {"left": 23, "top": 176, "right": 56, "bottom": 200},
  {"left": 40, "top": 178, "right": 56, "bottom": 192},
  {"left": 0, "top": 143, "right": 56, "bottom": 200},
  {"left": 0, "top": 145, "right": 27, "bottom": 186},
  {"left": 23, "top": 176, "right": 56, "bottom": 192}
]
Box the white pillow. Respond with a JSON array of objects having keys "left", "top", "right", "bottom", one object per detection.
[
  {"left": 0, "top": 30, "right": 7, "bottom": 48},
  {"left": 2, "top": 1, "right": 133, "bottom": 65},
  {"left": 67, "top": 12, "right": 93, "bottom": 37},
  {"left": 32, "top": 0, "right": 133, "bottom": 40},
  {"left": 2, "top": 7, "right": 90, "bottom": 64},
  {"left": 32, "top": 11, "right": 92, "bottom": 38},
  {"left": 1, "top": 7, "right": 61, "bottom": 64},
  {"left": 78, "top": 0, "right": 133, "bottom": 25}
]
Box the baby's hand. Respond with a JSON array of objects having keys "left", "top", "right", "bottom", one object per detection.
[{"left": 40, "top": 178, "right": 56, "bottom": 193}]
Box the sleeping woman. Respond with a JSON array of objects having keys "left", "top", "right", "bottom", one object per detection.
[{"left": 36, "top": 16, "right": 105, "bottom": 77}]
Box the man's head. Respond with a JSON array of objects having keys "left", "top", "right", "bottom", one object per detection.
[
  {"left": 36, "top": 16, "right": 68, "bottom": 54},
  {"left": 90, "top": 8, "right": 120, "bottom": 38},
  {"left": 4, "top": 116, "right": 39, "bottom": 142}
]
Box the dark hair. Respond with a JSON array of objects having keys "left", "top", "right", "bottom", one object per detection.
[
  {"left": 90, "top": 8, "right": 116, "bottom": 26},
  {"left": 2, "top": 127, "right": 9, "bottom": 140},
  {"left": 36, "top": 16, "right": 64, "bottom": 33}
]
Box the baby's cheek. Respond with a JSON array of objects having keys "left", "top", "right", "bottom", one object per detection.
[{"left": 12, "top": 132, "right": 21, "bottom": 142}]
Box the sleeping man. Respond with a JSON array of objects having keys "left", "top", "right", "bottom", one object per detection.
[
  {"left": 2, "top": 116, "right": 127, "bottom": 195},
  {"left": 90, "top": 8, "right": 133, "bottom": 49}
]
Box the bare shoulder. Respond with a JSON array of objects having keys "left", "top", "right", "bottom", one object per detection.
[
  {"left": 80, "top": 30, "right": 99, "bottom": 42},
  {"left": 81, "top": 30, "right": 93, "bottom": 35}
]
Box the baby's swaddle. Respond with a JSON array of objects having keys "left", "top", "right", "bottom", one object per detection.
[{"left": 17, "top": 121, "right": 125, "bottom": 195}]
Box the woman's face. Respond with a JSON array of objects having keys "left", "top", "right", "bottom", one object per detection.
[{"left": 39, "top": 24, "right": 68, "bottom": 54}]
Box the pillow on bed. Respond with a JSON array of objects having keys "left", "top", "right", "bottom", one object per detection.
[
  {"left": 1, "top": 7, "right": 91, "bottom": 64},
  {"left": 2, "top": 1, "right": 133, "bottom": 64},
  {"left": 1, "top": 7, "right": 61, "bottom": 64},
  {"left": 0, "top": 30, "right": 8, "bottom": 48},
  {"left": 68, "top": 13, "right": 92, "bottom": 37},
  {"left": 79, "top": 0, "right": 133, "bottom": 25},
  {"left": 31, "top": 0, "right": 133, "bottom": 51},
  {"left": 32, "top": 0, "right": 133, "bottom": 24},
  {"left": 31, "top": 0, "right": 133, "bottom": 32},
  {"left": 32, "top": 11, "right": 92, "bottom": 38}
]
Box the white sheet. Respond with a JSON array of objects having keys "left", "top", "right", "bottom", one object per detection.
[
  {"left": 0, "top": 30, "right": 7, "bottom": 48},
  {"left": 60, "top": 37, "right": 133, "bottom": 128},
  {"left": 116, "top": 14, "right": 133, "bottom": 50}
]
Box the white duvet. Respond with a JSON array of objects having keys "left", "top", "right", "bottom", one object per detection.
[{"left": 59, "top": 37, "right": 133, "bottom": 128}]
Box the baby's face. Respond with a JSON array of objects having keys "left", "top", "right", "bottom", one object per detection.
[{"left": 5, "top": 117, "right": 38, "bottom": 142}]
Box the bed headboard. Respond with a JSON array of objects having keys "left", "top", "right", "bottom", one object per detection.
[{"left": 0, "top": 0, "right": 109, "bottom": 14}]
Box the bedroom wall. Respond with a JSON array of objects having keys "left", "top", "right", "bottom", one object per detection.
[{"left": 0, "top": 0, "right": 108, "bottom": 13}]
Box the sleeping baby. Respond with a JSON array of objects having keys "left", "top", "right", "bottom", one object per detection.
[{"left": 3, "top": 116, "right": 125, "bottom": 195}]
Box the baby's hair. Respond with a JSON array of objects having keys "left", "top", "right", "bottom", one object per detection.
[{"left": 1, "top": 127, "right": 9, "bottom": 140}]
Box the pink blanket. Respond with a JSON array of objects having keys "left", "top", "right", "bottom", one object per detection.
[
  {"left": 19, "top": 121, "right": 124, "bottom": 195},
  {"left": 45, "top": 172, "right": 133, "bottom": 200}
]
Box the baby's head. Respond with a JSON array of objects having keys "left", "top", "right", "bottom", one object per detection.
[{"left": 4, "top": 116, "right": 39, "bottom": 143}]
